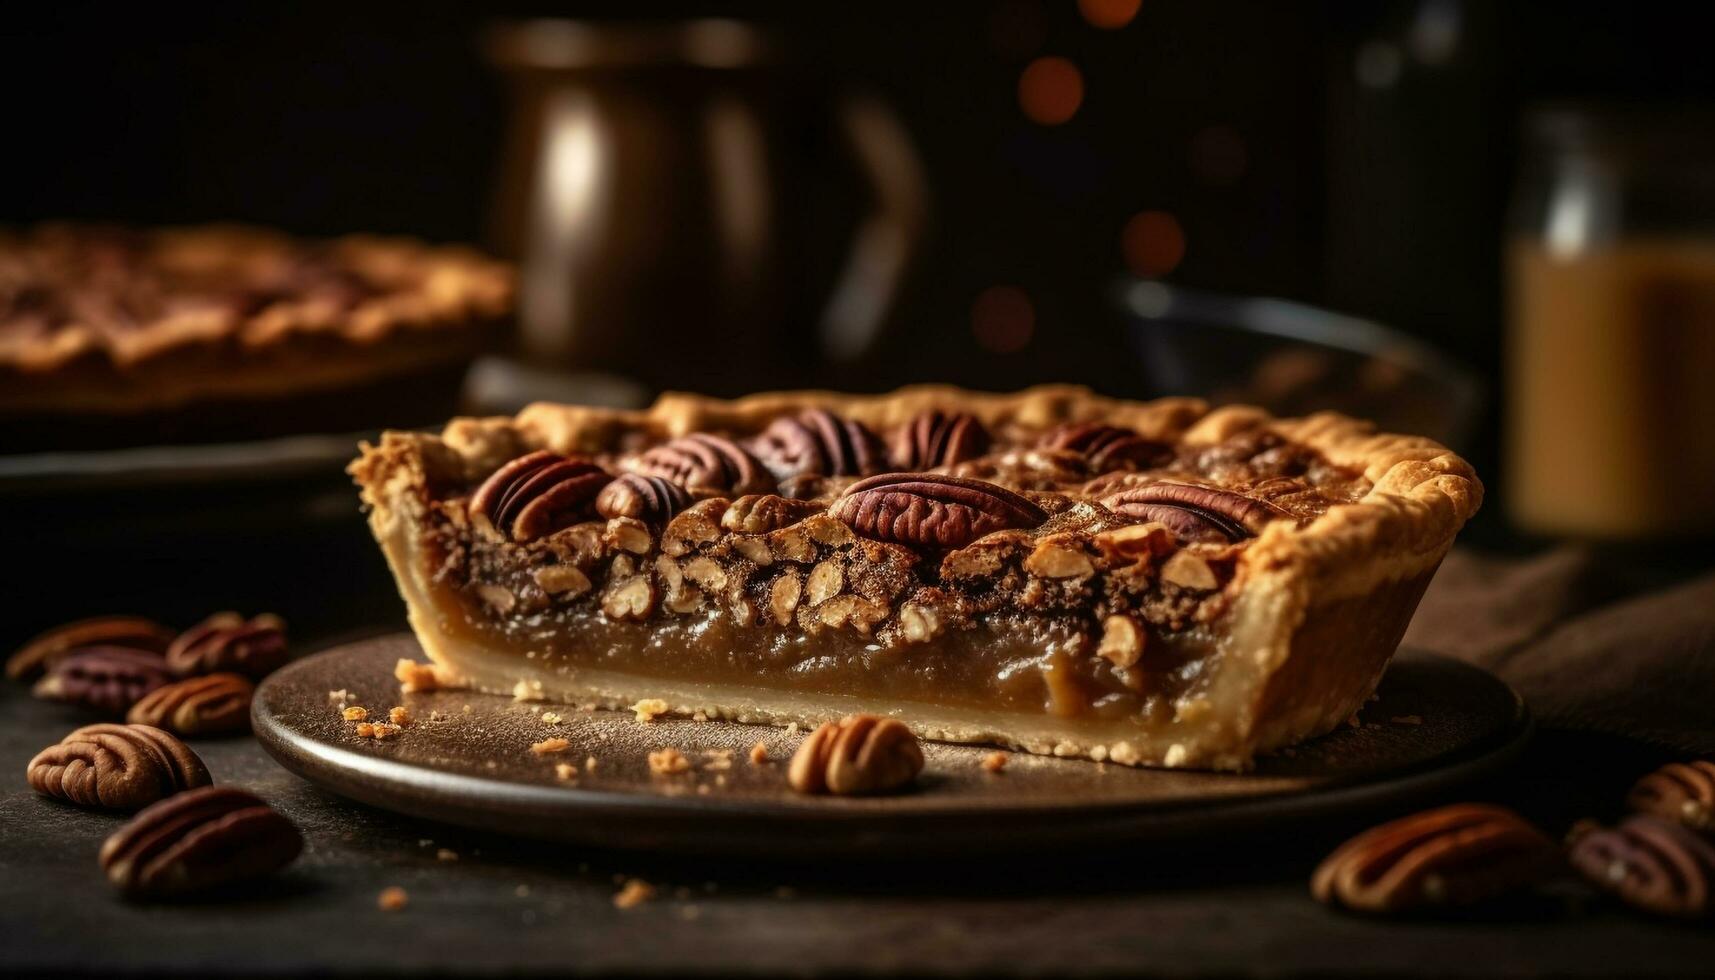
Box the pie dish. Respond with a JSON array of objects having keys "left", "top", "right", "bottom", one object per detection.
[
  {"left": 351, "top": 385, "right": 1481, "bottom": 770},
  {"left": 0, "top": 223, "right": 512, "bottom": 450}
]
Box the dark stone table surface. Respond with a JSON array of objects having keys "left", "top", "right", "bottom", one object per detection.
[{"left": 4, "top": 672, "right": 1714, "bottom": 976}]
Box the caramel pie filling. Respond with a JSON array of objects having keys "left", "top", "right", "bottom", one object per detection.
[{"left": 405, "top": 428, "right": 1362, "bottom": 736}]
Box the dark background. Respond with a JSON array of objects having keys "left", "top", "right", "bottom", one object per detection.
[{"left": 7, "top": 1, "right": 1715, "bottom": 432}]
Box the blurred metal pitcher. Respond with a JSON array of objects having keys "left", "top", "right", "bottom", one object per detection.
[{"left": 487, "top": 19, "right": 927, "bottom": 394}]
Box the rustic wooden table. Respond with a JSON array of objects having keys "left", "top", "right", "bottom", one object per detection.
[{"left": 3, "top": 671, "right": 1712, "bottom": 976}]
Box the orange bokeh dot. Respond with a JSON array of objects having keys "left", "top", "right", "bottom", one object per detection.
[
  {"left": 1018, "top": 56, "right": 1083, "bottom": 126},
  {"left": 971, "top": 285, "right": 1035, "bottom": 354},
  {"left": 1078, "top": 0, "right": 1141, "bottom": 30},
  {"left": 1121, "top": 211, "right": 1186, "bottom": 278}
]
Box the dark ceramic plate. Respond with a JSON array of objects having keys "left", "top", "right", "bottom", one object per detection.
[{"left": 254, "top": 635, "right": 1529, "bottom": 858}]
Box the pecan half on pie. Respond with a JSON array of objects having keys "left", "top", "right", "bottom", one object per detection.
[
  {"left": 0, "top": 224, "right": 511, "bottom": 450},
  {"left": 351, "top": 385, "right": 1481, "bottom": 770}
]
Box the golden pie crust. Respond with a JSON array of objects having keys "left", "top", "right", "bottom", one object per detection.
[{"left": 352, "top": 385, "right": 1481, "bottom": 770}]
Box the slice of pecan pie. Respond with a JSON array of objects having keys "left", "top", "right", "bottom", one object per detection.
[{"left": 351, "top": 386, "right": 1481, "bottom": 770}]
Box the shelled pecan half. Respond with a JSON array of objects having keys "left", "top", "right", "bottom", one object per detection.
[
  {"left": 788, "top": 714, "right": 924, "bottom": 796},
  {"left": 1311, "top": 803, "right": 1559, "bottom": 913},
  {"left": 101, "top": 786, "right": 303, "bottom": 900},
  {"left": 27, "top": 723, "right": 210, "bottom": 811}
]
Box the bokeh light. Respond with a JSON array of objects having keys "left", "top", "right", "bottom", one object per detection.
[
  {"left": 1077, "top": 0, "right": 1141, "bottom": 30},
  {"left": 1121, "top": 211, "right": 1186, "bottom": 278},
  {"left": 1188, "top": 124, "right": 1248, "bottom": 185},
  {"left": 971, "top": 285, "right": 1035, "bottom": 353},
  {"left": 1018, "top": 56, "right": 1084, "bottom": 126}
]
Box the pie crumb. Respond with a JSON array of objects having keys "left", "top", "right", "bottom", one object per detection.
[
  {"left": 328, "top": 689, "right": 351, "bottom": 702},
  {"left": 355, "top": 722, "right": 374, "bottom": 737},
  {"left": 389, "top": 706, "right": 411, "bottom": 726},
  {"left": 555, "top": 763, "right": 578, "bottom": 781},
  {"left": 982, "top": 751, "right": 1009, "bottom": 773},
  {"left": 394, "top": 658, "right": 440, "bottom": 693},
  {"left": 648, "top": 748, "right": 691, "bottom": 775},
  {"left": 749, "top": 742, "right": 769, "bottom": 765},
  {"left": 343, "top": 706, "right": 368, "bottom": 721},
  {"left": 542, "top": 712, "right": 563, "bottom": 725},
  {"left": 613, "top": 878, "right": 656, "bottom": 910},
  {"left": 632, "top": 698, "right": 670, "bottom": 722},
  {"left": 702, "top": 749, "right": 734, "bottom": 771},
  {"left": 785, "top": 722, "right": 801, "bottom": 736},
  {"left": 531, "top": 737, "right": 571, "bottom": 755},
  {"left": 378, "top": 886, "right": 409, "bottom": 912},
  {"left": 691, "top": 711, "right": 709, "bottom": 723},
  {"left": 369, "top": 723, "right": 403, "bottom": 740},
  {"left": 585, "top": 755, "right": 599, "bottom": 772},
  {"left": 513, "top": 679, "right": 544, "bottom": 702},
  {"left": 436, "top": 848, "right": 458, "bottom": 862}
]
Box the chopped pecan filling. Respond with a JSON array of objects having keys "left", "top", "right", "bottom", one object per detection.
[{"left": 409, "top": 410, "right": 1370, "bottom": 722}]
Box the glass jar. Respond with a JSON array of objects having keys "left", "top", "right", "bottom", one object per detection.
[{"left": 1507, "top": 106, "right": 1715, "bottom": 537}]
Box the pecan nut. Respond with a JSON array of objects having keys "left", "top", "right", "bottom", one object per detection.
[
  {"left": 634, "top": 434, "right": 771, "bottom": 495},
  {"left": 165, "top": 612, "right": 289, "bottom": 679},
  {"left": 890, "top": 410, "right": 990, "bottom": 470},
  {"left": 6, "top": 615, "right": 174, "bottom": 682},
  {"left": 830, "top": 474, "right": 1048, "bottom": 550},
  {"left": 1102, "top": 482, "right": 1290, "bottom": 542},
  {"left": 469, "top": 450, "right": 613, "bottom": 542},
  {"left": 33, "top": 647, "right": 172, "bottom": 715},
  {"left": 127, "top": 673, "right": 255, "bottom": 736},
  {"left": 595, "top": 473, "right": 693, "bottom": 526},
  {"left": 100, "top": 786, "right": 303, "bottom": 900},
  {"left": 1039, "top": 423, "right": 1169, "bottom": 472},
  {"left": 27, "top": 723, "right": 210, "bottom": 811},
  {"left": 1626, "top": 760, "right": 1715, "bottom": 833},
  {"left": 1310, "top": 803, "right": 1558, "bottom": 913},
  {"left": 788, "top": 714, "right": 924, "bottom": 796},
  {"left": 721, "top": 493, "right": 823, "bottom": 534},
  {"left": 1569, "top": 814, "right": 1715, "bottom": 919},
  {"left": 750, "top": 409, "right": 885, "bottom": 480}
]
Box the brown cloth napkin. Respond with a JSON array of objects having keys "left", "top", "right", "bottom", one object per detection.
[{"left": 1405, "top": 547, "right": 1715, "bottom": 756}]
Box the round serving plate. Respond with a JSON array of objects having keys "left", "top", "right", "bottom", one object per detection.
[{"left": 254, "top": 634, "right": 1530, "bottom": 858}]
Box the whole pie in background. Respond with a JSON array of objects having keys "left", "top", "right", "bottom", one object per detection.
[
  {"left": 351, "top": 385, "right": 1482, "bottom": 771},
  {"left": 0, "top": 224, "right": 512, "bottom": 452}
]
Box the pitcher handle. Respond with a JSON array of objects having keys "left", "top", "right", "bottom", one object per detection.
[{"left": 820, "top": 92, "right": 929, "bottom": 361}]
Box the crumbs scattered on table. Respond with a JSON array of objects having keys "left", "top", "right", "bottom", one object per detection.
[
  {"left": 343, "top": 706, "right": 368, "bottom": 721},
  {"left": 585, "top": 755, "right": 599, "bottom": 772},
  {"left": 648, "top": 748, "right": 690, "bottom": 775},
  {"left": 389, "top": 706, "right": 411, "bottom": 726},
  {"left": 356, "top": 722, "right": 402, "bottom": 740},
  {"left": 982, "top": 751, "right": 1009, "bottom": 774},
  {"left": 613, "top": 878, "right": 655, "bottom": 909},
  {"left": 555, "top": 763, "right": 578, "bottom": 781},
  {"left": 632, "top": 698, "right": 669, "bottom": 723},
  {"left": 530, "top": 737, "right": 571, "bottom": 755},
  {"left": 702, "top": 749, "right": 734, "bottom": 771},
  {"left": 328, "top": 689, "right": 351, "bottom": 702},
  {"left": 749, "top": 742, "right": 770, "bottom": 765},
  {"left": 378, "top": 886, "right": 409, "bottom": 912},
  {"left": 541, "top": 712, "right": 563, "bottom": 725},
  {"left": 513, "top": 680, "right": 544, "bottom": 702}
]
